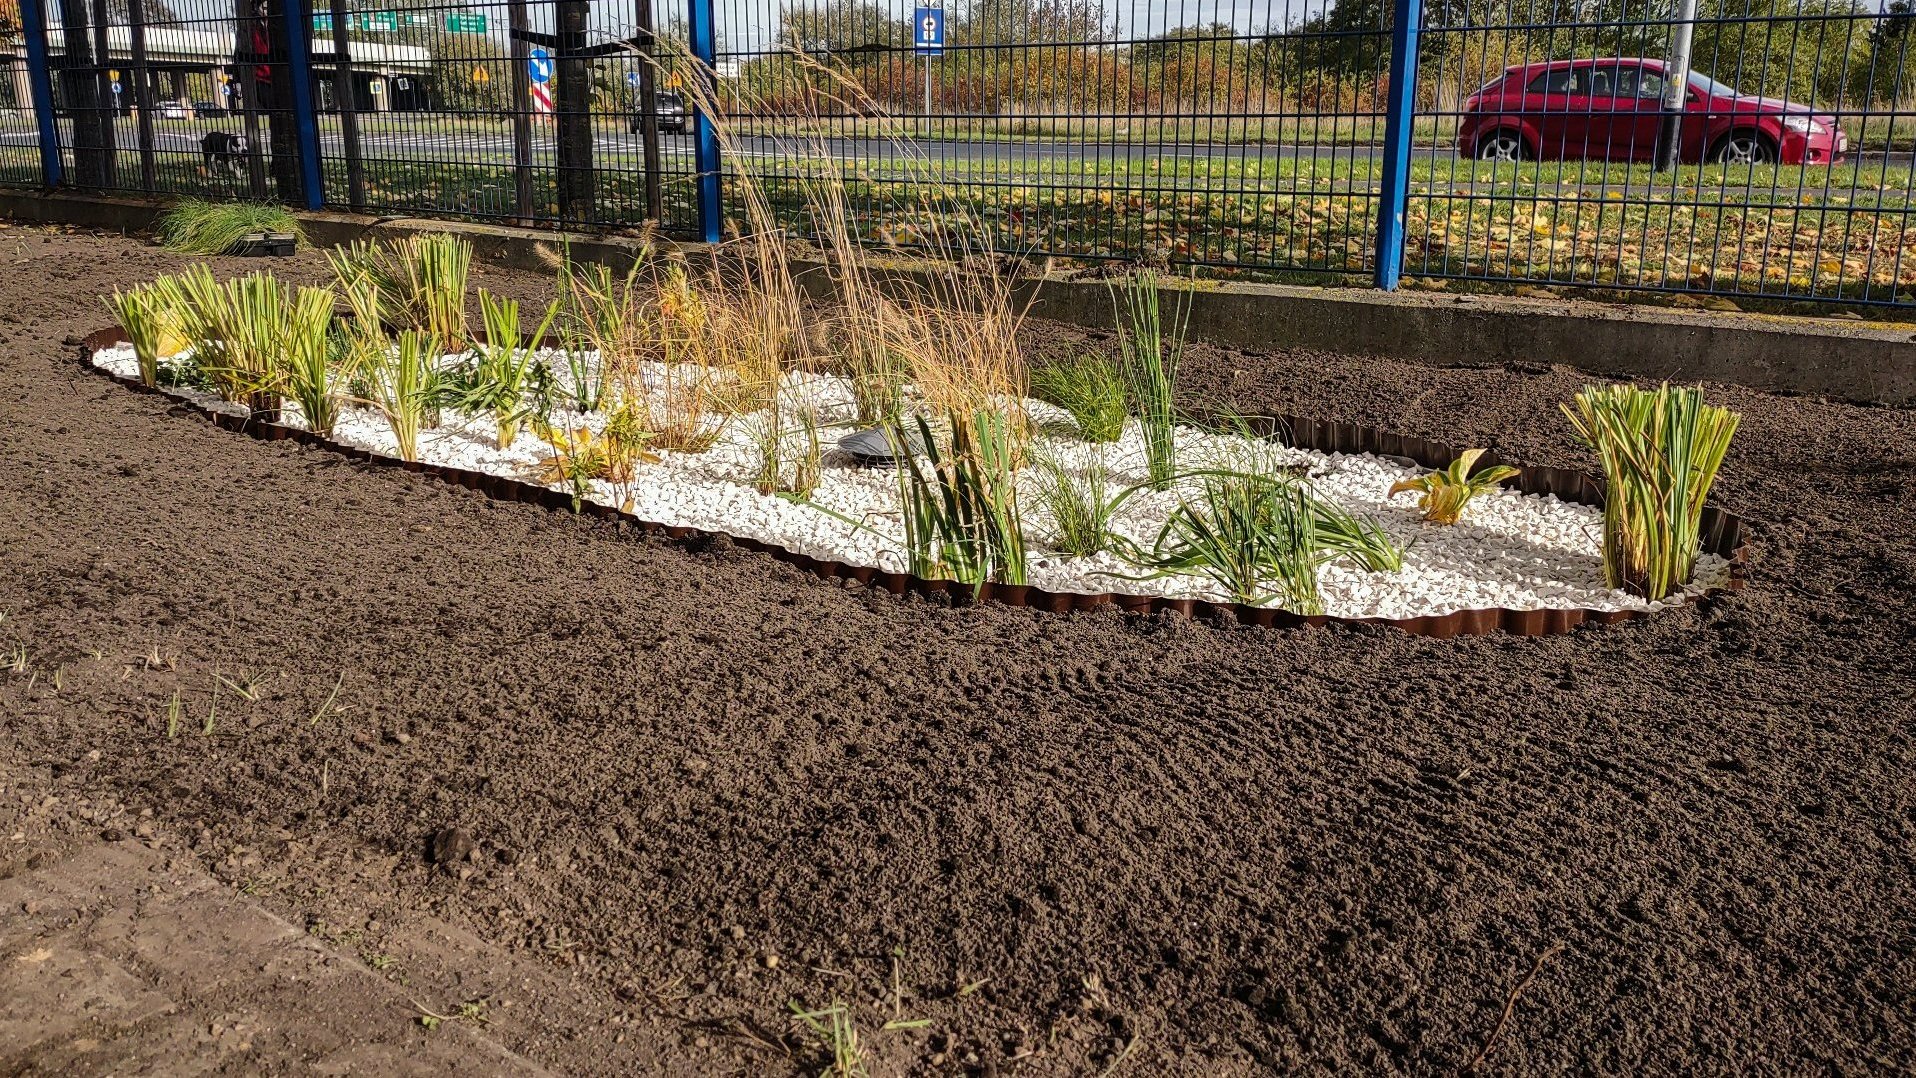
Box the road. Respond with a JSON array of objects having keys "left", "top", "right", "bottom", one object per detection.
[{"left": 1, "top": 116, "right": 1908, "bottom": 195}]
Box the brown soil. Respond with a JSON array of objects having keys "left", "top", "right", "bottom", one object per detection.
[{"left": 2, "top": 226, "right": 1914, "bottom": 1075}]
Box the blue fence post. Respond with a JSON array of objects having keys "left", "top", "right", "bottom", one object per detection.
[
  {"left": 1373, "top": 0, "right": 1423, "bottom": 291},
  {"left": 279, "top": 0, "right": 325, "bottom": 209},
  {"left": 18, "top": 0, "right": 63, "bottom": 187},
  {"left": 687, "top": 0, "right": 722, "bottom": 243}
]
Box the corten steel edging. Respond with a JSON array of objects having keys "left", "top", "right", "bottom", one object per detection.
[{"left": 80, "top": 326, "right": 1751, "bottom": 638}]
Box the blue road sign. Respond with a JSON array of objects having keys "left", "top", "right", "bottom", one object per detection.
[
  {"left": 913, "top": 6, "right": 944, "bottom": 56},
  {"left": 626, "top": 70, "right": 640, "bottom": 89},
  {"left": 527, "top": 47, "right": 553, "bottom": 85}
]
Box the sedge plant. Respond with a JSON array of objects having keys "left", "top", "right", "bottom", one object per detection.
[
  {"left": 103, "top": 281, "right": 188, "bottom": 387},
  {"left": 277, "top": 285, "right": 340, "bottom": 436},
  {"left": 1032, "top": 354, "right": 1128, "bottom": 443},
  {"left": 1131, "top": 472, "right": 1324, "bottom": 612},
  {"left": 327, "top": 234, "right": 471, "bottom": 346},
  {"left": 1114, "top": 269, "right": 1188, "bottom": 488},
  {"left": 167, "top": 266, "right": 288, "bottom": 413},
  {"left": 1028, "top": 447, "right": 1124, "bottom": 557},
  {"left": 1387, "top": 448, "right": 1521, "bottom": 526},
  {"left": 357, "top": 329, "right": 442, "bottom": 462},
  {"left": 154, "top": 198, "right": 304, "bottom": 255},
  {"left": 1562, "top": 382, "right": 1740, "bottom": 600}
]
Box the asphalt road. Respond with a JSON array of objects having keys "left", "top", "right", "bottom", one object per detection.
[{"left": 2, "top": 116, "right": 1908, "bottom": 194}]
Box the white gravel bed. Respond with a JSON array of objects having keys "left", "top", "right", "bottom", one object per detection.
[{"left": 93, "top": 343, "right": 1730, "bottom": 619}]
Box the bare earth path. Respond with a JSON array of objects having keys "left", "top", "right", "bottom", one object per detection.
[{"left": 1, "top": 226, "right": 1913, "bottom": 1074}]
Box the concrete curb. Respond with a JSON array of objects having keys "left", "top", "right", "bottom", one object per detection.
[{"left": 8, "top": 188, "right": 1913, "bottom": 405}]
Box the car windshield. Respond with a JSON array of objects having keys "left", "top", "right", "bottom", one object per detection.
[
  {"left": 657, "top": 94, "right": 683, "bottom": 107},
  {"left": 1687, "top": 71, "right": 1742, "bottom": 98}
]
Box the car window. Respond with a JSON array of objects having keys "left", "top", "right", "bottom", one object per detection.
[
  {"left": 1526, "top": 67, "right": 1585, "bottom": 94},
  {"left": 1592, "top": 65, "right": 1665, "bottom": 99}
]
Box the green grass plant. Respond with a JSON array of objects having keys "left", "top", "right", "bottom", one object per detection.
[
  {"left": 1028, "top": 448, "right": 1123, "bottom": 557},
  {"left": 1134, "top": 472, "right": 1324, "bottom": 612},
  {"left": 1114, "top": 270, "right": 1187, "bottom": 487},
  {"left": 1562, "top": 383, "right": 1740, "bottom": 600},
  {"left": 890, "top": 411, "right": 1027, "bottom": 587},
  {"left": 167, "top": 266, "right": 289, "bottom": 412},
  {"left": 154, "top": 198, "right": 305, "bottom": 255},
  {"left": 1032, "top": 354, "right": 1128, "bottom": 443}
]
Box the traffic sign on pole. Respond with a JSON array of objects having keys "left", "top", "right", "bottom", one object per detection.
[
  {"left": 913, "top": 5, "right": 944, "bottom": 56},
  {"left": 528, "top": 46, "right": 553, "bottom": 114}
]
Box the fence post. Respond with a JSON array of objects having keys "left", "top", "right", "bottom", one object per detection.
[
  {"left": 554, "top": 0, "right": 593, "bottom": 223},
  {"left": 1373, "top": 0, "right": 1423, "bottom": 291},
  {"left": 687, "top": 0, "right": 721, "bottom": 243},
  {"left": 326, "top": 0, "right": 364, "bottom": 210},
  {"left": 87, "top": 0, "right": 116, "bottom": 188},
  {"left": 277, "top": 0, "right": 324, "bottom": 209},
  {"left": 507, "top": 0, "right": 533, "bottom": 224},
  {"left": 127, "top": 0, "right": 158, "bottom": 193},
  {"left": 17, "top": 0, "right": 63, "bottom": 187}
]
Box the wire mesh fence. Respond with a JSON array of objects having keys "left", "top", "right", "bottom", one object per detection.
[
  {"left": 0, "top": 0, "right": 1910, "bottom": 306},
  {"left": 1411, "top": 0, "right": 1916, "bottom": 305}
]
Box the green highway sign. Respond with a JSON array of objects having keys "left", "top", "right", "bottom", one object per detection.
[
  {"left": 445, "top": 12, "right": 487, "bottom": 33},
  {"left": 350, "top": 11, "right": 398, "bottom": 32}
]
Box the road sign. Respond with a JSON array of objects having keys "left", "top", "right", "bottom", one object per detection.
[
  {"left": 625, "top": 71, "right": 640, "bottom": 89},
  {"left": 445, "top": 12, "right": 487, "bottom": 33},
  {"left": 472, "top": 65, "right": 490, "bottom": 83},
  {"left": 350, "top": 11, "right": 398, "bottom": 32},
  {"left": 914, "top": 5, "right": 944, "bottom": 56},
  {"left": 528, "top": 47, "right": 553, "bottom": 114},
  {"left": 311, "top": 13, "right": 331, "bottom": 31}
]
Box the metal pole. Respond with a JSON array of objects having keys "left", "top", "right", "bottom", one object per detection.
[
  {"left": 18, "top": 0, "right": 64, "bottom": 186},
  {"left": 88, "top": 0, "right": 116, "bottom": 188},
  {"left": 55, "top": 0, "right": 105, "bottom": 188},
  {"left": 327, "top": 0, "right": 364, "bottom": 210},
  {"left": 1654, "top": 0, "right": 1699, "bottom": 171},
  {"left": 507, "top": 0, "right": 533, "bottom": 223},
  {"left": 923, "top": 55, "right": 931, "bottom": 140},
  {"left": 554, "top": 0, "right": 592, "bottom": 224},
  {"left": 128, "top": 0, "right": 157, "bottom": 193},
  {"left": 687, "top": 0, "right": 721, "bottom": 243},
  {"left": 234, "top": 0, "right": 268, "bottom": 199},
  {"left": 1373, "top": 0, "right": 1422, "bottom": 290},
  {"left": 635, "top": 0, "right": 663, "bottom": 225},
  {"left": 279, "top": 0, "right": 324, "bottom": 208}
]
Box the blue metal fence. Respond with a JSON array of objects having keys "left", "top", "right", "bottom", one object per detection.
[{"left": 3, "top": 0, "right": 1910, "bottom": 307}]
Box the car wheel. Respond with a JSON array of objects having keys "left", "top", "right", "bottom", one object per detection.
[
  {"left": 1713, "top": 131, "right": 1775, "bottom": 165},
  {"left": 1476, "top": 131, "right": 1526, "bottom": 163}
]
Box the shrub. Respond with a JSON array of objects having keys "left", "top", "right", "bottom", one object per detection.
[{"left": 1562, "top": 383, "right": 1740, "bottom": 600}]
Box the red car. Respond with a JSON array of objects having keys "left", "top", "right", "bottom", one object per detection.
[{"left": 1458, "top": 58, "right": 1848, "bottom": 165}]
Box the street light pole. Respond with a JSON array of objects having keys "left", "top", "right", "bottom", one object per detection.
[{"left": 1654, "top": 0, "right": 1699, "bottom": 172}]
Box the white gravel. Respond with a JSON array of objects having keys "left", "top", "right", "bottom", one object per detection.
[{"left": 93, "top": 343, "right": 1730, "bottom": 618}]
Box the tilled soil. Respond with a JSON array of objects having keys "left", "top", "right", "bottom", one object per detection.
[{"left": 2, "top": 226, "right": 1913, "bottom": 1075}]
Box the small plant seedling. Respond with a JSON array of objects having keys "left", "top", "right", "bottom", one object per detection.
[
  {"left": 310, "top": 671, "right": 347, "bottom": 725},
  {"left": 1387, "top": 448, "right": 1520, "bottom": 526},
  {"left": 217, "top": 667, "right": 274, "bottom": 701},
  {"left": 789, "top": 999, "right": 867, "bottom": 1078},
  {"left": 165, "top": 689, "right": 184, "bottom": 739}
]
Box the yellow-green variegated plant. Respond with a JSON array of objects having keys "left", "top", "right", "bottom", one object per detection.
[{"left": 1388, "top": 449, "right": 1520, "bottom": 526}]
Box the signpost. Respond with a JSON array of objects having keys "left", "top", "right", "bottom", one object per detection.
[
  {"left": 528, "top": 46, "right": 553, "bottom": 116},
  {"left": 913, "top": 3, "right": 943, "bottom": 139}
]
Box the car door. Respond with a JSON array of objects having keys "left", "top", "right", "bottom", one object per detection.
[
  {"left": 1593, "top": 63, "right": 1667, "bottom": 161},
  {"left": 1521, "top": 65, "right": 1591, "bottom": 159}
]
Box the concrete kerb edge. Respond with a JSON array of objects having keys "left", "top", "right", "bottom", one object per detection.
[{"left": 5, "top": 188, "right": 1910, "bottom": 405}]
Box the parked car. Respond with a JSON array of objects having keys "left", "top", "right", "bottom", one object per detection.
[
  {"left": 1458, "top": 58, "right": 1847, "bottom": 165},
  {"left": 157, "top": 102, "right": 190, "bottom": 120},
  {"left": 629, "top": 92, "right": 690, "bottom": 135},
  {"left": 192, "top": 101, "right": 227, "bottom": 118}
]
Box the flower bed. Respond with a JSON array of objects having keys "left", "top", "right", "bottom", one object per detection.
[{"left": 83, "top": 328, "right": 1749, "bottom": 638}]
